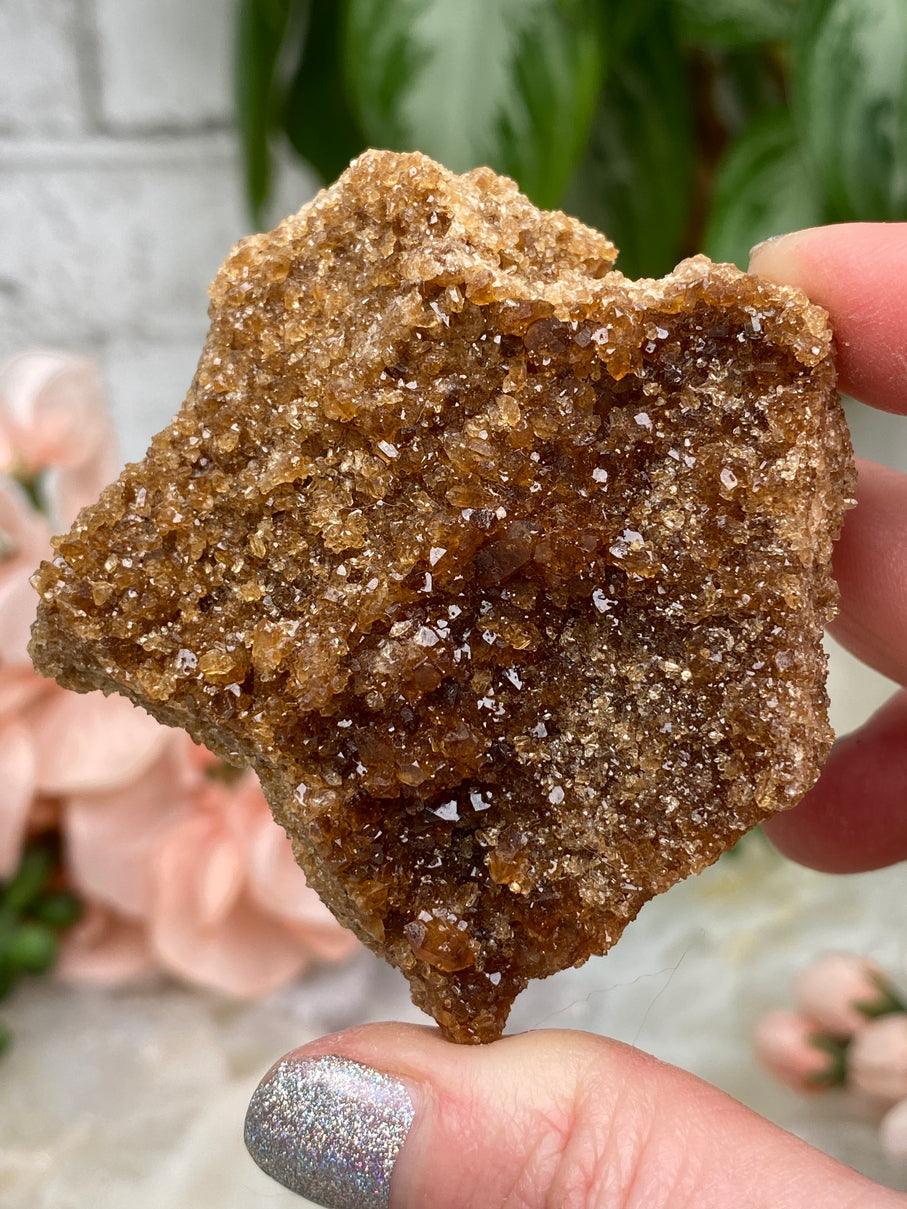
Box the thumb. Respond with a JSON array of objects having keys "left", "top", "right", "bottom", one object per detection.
[{"left": 243, "top": 1023, "right": 899, "bottom": 1209}]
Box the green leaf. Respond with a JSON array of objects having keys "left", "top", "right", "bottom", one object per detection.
[
  {"left": 31, "top": 891, "right": 83, "bottom": 930},
  {"left": 17, "top": 471, "right": 48, "bottom": 517},
  {"left": 283, "top": 1, "right": 365, "bottom": 182},
  {"left": 0, "top": 1020, "right": 9, "bottom": 1057},
  {"left": 0, "top": 960, "right": 14, "bottom": 1000},
  {"left": 704, "top": 109, "right": 824, "bottom": 267},
  {"left": 565, "top": 9, "right": 694, "bottom": 278},
  {"left": 806, "top": 1031, "right": 848, "bottom": 1087},
  {"left": 2, "top": 847, "right": 53, "bottom": 914},
  {"left": 235, "top": 0, "right": 299, "bottom": 223},
  {"left": 608, "top": 0, "right": 660, "bottom": 60},
  {"left": 854, "top": 971, "right": 907, "bottom": 1019},
  {"left": 709, "top": 49, "right": 788, "bottom": 139},
  {"left": 344, "top": 0, "right": 606, "bottom": 207},
  {"left": 675, "top": 0, "right": 799, "bottom": 47},
  {"left": 795, "top": 0, "right": 907, "bottom": 220},
  {"left": 4, "top": 923, "right": 57, "bottom": 975}
]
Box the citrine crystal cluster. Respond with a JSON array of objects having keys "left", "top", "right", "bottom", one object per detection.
[{"left": 30, "top": 151, "right": 853, "bottom": 1042}]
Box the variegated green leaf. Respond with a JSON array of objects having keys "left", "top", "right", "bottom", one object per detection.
[
  {"left": 566, "top": 10, "right": 694, "bottom": 278},
  {"left": 344, "top": 0, "right": 606, "bottom": 207},
  {"left": 704, "top": 109, "right": 824, "bottom": 267},
  {"left": 795, "top": 0, "right": 907, "bottom": 219},
  {"left": 675, "top": 0, "right": 799, "bottom": 47}
]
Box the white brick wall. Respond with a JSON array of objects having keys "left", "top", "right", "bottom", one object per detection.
[
  {"left": 95, "top": 0, "right": 234, "bottom": 129},
  {"left": 0, "top": 0, "right": 313, "bottom": 461},
  {"left": 0, "top": 0, "right": 84, "bottom": 134}
]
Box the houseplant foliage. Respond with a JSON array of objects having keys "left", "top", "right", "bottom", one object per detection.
[{"left": 235, "top": 0, "right": 907, "bottom": 277}]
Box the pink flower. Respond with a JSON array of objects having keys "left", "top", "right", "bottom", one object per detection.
[
  {"left": 147, "top": 765, "right": 357, "bottom": 997},
  {"left": 33, "top": 689, "right": 167, "bottom": 797},
  {"left": 0, "top": 349, "right": 356, "bottom": 997},
  {"left": 0, "top": 352, "right": 117, "bottom": 526},
  {"left": 881, "top": 1098, "right": 907, "bottom": 1162},
  {"left": 245, "top": 809, "right": 358, "bottom": 963},
  {"left": 64, "top": 735, "right": 193, "bottom": 917},
  {"left": 60, "top": 733, "right": 357, "bottom": 997},
  {"left": 794, "top": 953, "right": 896, "bottom": 1038},
  {"left": 0, "top": 666, "right": 49, "bottom": 716},
  {"left": 754, "top": 1010, "right": 841, "bottom": 1092},
  {"left": 0, "top": 481, "right": 53, "bottom": 875},
  {"left": 0, "top": 350, "right": 121, "bottom": 874},
  {"left": 57, "top": 903, "right": 154, "bottom": 984},
  {"left": 848, "top": 1015, "right": 907, "bottom": 1106},
  {"left": 0, "top": 477, "right": 51, "bottom": 667},
  {"left": 0, "top": 718, "right": 35, "bottom": 878}
]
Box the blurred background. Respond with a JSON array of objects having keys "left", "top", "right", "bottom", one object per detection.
[{"left": 1, "top": 1, "right": 907, "bottom": 1205}]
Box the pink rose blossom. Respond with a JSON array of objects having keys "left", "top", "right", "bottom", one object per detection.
[
  {"left": 0, "top": 477, "right": 51, "bottom": 667},
  {"left": 794, "top": 953, "right": 893, "bottom": 1037},
  {"left": 65, "top": 738, "right": 196, "bottom": 917},
  {"left": 881, "top": 1098, "right": 907, "bottom": 1162},
  {"left": 849, "top": 1015, "right": 907, "bottom": 1106},
  {"left": 0, "top": 666, "right": 50, "bottom": 716},
  {"left": 0, "top": 352, "right": 117, "bottom": 526},
  {"left": 0, "top": 352, "right": 122, "bottom": 876},
  {"left": 33, "top": 690, "right": 167, "bottom": 797},
  {"left": 0, "top": 479, "right": 51, "bottom": 874},
  {"left": 147, "top": 762, "right": 357, "bottom": 997},
  {"left": 0, "top": 719, "right": 35, "bottom": 878},
  {"left": 60, "top": 732, "right": 357, "bottom": 996},
  {"left": 754, "top": 1010, "right": 839, "bottom": 1092},
  {"left": 57, "top": 903, "right": 154, "bottom": 984},
  {"left": 245, "top": 808, "right": 358, "bottom": 963}
]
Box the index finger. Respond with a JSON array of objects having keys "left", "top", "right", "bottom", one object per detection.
[
  {"left": 751, "top": 223, "right": 907, "bottom": 873},
  {"left": 749, "top": 222, "right": 907, "bottom": 414}
]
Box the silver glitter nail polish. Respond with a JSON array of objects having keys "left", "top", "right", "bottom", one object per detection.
[{"left": 244, "top": 1054, "right": 415, "bottom": 1208}]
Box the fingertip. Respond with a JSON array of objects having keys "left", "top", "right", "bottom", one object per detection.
[
  {"left": 244, "top": 1023, "right": 890, "bottom": 1209},
  {"left": 747, "top": 227, "right": 819, "bottom": 287},
  {"left": 749, "top": 222, "right": 907, "bottom": 413},
  {"left": 282, "top": 1019, "right": 452, "bottom": 1085},
  {"left": 765, "top": 690, "right": 907, "bottom": 874}
]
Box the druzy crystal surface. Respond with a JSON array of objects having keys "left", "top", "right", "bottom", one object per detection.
[{"left": 30, "top": 151, "right": 853, "bottom": 1042}]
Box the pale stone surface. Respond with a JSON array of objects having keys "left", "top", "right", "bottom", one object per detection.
[{"left": 1, "top": 834, "right": 906, "bottom": 1207}]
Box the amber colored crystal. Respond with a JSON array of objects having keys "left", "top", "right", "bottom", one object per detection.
[{"left": 30, "top": 151, "right": 854, "bottom": 1042}]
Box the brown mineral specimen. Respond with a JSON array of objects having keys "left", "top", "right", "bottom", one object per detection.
[{"left": 29, "top": 151, "right": 854, "bottom": 1043}]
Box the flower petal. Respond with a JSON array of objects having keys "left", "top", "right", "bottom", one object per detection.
[
  {"left": 151, "top": 812, "right": 309, "bottom": 997},
  {"left": 64, "top": 740, "right": 193, "bottom": 917},
  {"left": 0, "top": 352, "right": 113, "bottom": 473},
  {"left": 0, "top": 477, "right": 51, "bottom": 665},
  {"left": 0, "top": 668, "right": 49, "bottom": 718},
  {"left": 34, "top": 690, "right": 167, "bottom": 794},
  {"left": 247, "top": 806, "right": 358, "bottom": 962},
  {"left": 47, "top": 440, "right": 120, "bottom": 530},
  {"left": 0, "top": 575, "right": 40, "bottom": 666},
  {"left": 0, "top": 721, "right": 36, "bottom": 877},
  {"left": 57, "top": 903, "right": 155, "bottom": 984},
  {"left": 195, "top": 830, "right": 244, "bottom": 927}
]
